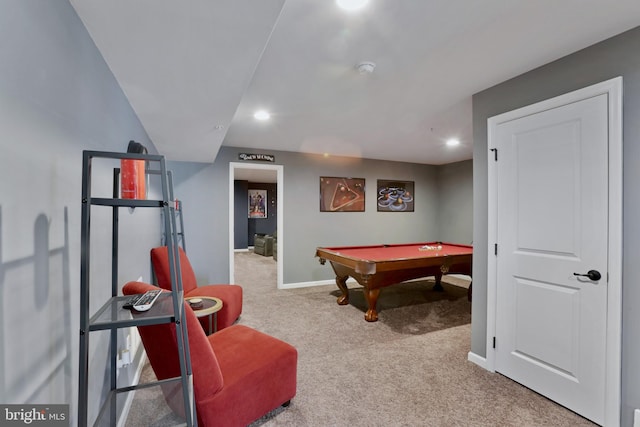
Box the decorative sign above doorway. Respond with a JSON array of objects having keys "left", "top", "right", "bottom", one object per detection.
[{"left": 239, "top": 153, "right": 275, "bottom": 162}]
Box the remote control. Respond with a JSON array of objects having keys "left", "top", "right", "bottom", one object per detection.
[
  {"left": 122, "top": 295, "right": 140, "bottom": 309},
  {"left": 132, "top": 289, "right": 162, "bottom": 312}
]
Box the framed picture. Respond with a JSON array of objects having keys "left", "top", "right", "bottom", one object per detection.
[
  {"left": 320, "top": 177, "right": 365, "bottom": 212},
  {"left": 377, "top": 180, "right": 414, "bottom": 212},
  {"left": 248, "top": 189, "right": 267, "bottom": 218}
]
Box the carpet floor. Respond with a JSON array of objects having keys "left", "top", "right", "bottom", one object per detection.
[{"left": 126, "top": 251, "right": 595, "bottom": 427}]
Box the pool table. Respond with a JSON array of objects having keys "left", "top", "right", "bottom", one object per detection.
[{"left": 316, "top": 242, "right": 472, "bottom": 322}]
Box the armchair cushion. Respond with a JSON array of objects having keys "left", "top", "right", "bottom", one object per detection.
[
  {"left": 253, "top": 233, "right": 273, "bottom": 256},
  {"left": 151, "top": 246, "right": 243, "bottom": 331}
]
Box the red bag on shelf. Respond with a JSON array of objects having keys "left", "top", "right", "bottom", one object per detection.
[{"left": 121, "top": 140, "right": 147, "bottom": 199}]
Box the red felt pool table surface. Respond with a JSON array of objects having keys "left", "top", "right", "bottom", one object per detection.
[
  {"left": 316, "top": 242, "right": 472, "bottom": 322},
  {"left": 321, "top": 242, "right": 471, "bottom": 261}
]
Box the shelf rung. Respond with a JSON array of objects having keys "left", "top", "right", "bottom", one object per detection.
[
  {"left": 115, "top": 375, "right": 184, "bottom": 394},
  {"left": 83, "top": 150, "right": 165, "bottom": 162},
  {"left": 89, "top": 198, "right": 164, "bottom": 208}
]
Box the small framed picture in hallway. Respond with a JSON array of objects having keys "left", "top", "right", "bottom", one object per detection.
[{"left": 249, "top": 189, "right": 267, "bottom": 218}]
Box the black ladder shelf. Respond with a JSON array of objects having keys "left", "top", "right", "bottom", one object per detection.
[
  {"left": 77, "top": 150, "right": 196, "bottom": 426},
  {"left": 160, "top": 170, "right": 186, "bottom": 252}
]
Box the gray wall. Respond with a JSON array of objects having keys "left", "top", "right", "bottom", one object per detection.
[
  {"left": 0, "top": 1, "right": 159, "bottom": 424},
  {"left": 472, "top": 26, "right": 640, "bottom": 426},
  {"left": 436, "top": 160, "right": 473, "bottom": 245},
  {"left": 168, "top": 149, "right": 472, "bottom": 286},
  {"left": 234, "top": 180, "right": 250, "bottom": 248}
]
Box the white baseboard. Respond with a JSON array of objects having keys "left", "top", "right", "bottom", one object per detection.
[
  {"left": 279, "top": 279, "right": 336, "bottom": 289},
  {"left": 279, "top": 278, "right": 359, "bottom": 290},
  {"left": 467, "top": 351, "right": 490, "bottom": 371},
  {"left": 447, "top": 274, "right": 472, "bottom": 281}
]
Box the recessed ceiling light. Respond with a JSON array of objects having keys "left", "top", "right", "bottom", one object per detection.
[
  {"left": 253, "top": 110, "right": 270, "bottom": 121},
  {"left": 446, "top": 138, "right": 460, "bottom": 147},
  {"left": 336, "top": 0, "right": 369, "bottom": 12}
]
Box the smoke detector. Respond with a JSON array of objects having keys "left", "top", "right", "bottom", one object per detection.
[{"left": 356, "top": 61, "right": 376, "bottom": 74}]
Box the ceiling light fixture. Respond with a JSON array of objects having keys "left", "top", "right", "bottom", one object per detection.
[
  {"left": 253, "top": 110, "right": 270, "bottom": 121},
  {"left": 336, "top": 0, "right": 369, "bottom": 12},
  {"left": 446, "top": 138, "right": 460, "bottom": 147},
  {"left": 356, "top": 61, "right": 376, "bottom": 74}
]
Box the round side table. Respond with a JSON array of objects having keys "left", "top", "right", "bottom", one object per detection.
[{"left": 186, "top": 296, "right": 223, "bottom": 335}]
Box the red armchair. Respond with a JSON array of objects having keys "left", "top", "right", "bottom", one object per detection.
[
  {"left": 123, "top": 281, "right": 297, "bottom": 427},
  {"left": 150, "top": 246, "right": 242, "bottom": 331}
]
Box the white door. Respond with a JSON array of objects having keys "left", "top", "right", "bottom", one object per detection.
[{"left": 494, "top": 94, "right": 609, "bottom": 424}]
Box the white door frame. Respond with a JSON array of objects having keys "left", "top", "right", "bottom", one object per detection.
[
  {"left": 229, "top": 162, "right": 284, "bottom": 289},
  {"left": 485, "top": 77, "right": 622, "bottom": 426}
]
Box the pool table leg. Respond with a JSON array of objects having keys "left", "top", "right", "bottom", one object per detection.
[
  {"left": 363, "top": 288, "right": 381, "bottom": 322},
  {"left": 335, "top": 275, "right": 350, "bottom": 305},
  {"left": 433, "top": 272, "right": 444, "bottom": 292}
]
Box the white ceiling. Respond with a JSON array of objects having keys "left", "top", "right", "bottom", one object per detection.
[{"left": 70, "top": 0, "right": 640, "bottom": 165}]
